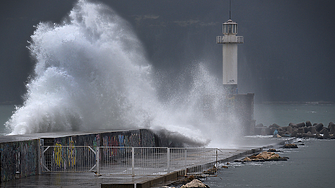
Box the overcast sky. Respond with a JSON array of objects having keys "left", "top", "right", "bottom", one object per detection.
[{"left": 1, "top": 0, "right": 335, "bottom": 103}]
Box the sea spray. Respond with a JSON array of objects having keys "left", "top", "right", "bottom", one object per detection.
[
  {"left": 6, "top": 0, "right": 154, "bottom": 134},
  {"left": 5, "top": 0, "right": 241, "bottom": 147}
]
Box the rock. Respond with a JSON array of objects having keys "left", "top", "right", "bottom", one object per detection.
[
  {"left": 284, "top": 144, "right": 298, "bottom": 148},
  {"left": 310, "top": 126, "right": 317, "bottom": 134},
  {"left": 203, "top": 166, "right": 217, "bottom": 175},
  {"left": 181, "top": 179, "right": 209, "bottom": 188},
  {"left": 296, "top": 122, "right": 306, "bottom": 128},
  {"left": 286, "top": 126, "right": 293, "bottom": 133},
  {"left": 304, "top": 127, "right": 310, "bottom": 133},
  {"left": 321, "top": 128, "right": 330, "bottom": 139},
  {"left": 243, "top": 157, "right": 252, "bottom": 162},
  {"left": 171, "top": 175, "right": 195, "bottom": 187},
  {"left": 315, "top": 123, "right": 324, "bottom": 132},
  {"left": 244, "top": 151, "right": 287, "bottom": 162},
  {"left": 268, "top": 148, "right": 282, "bottom": 152},
  {"left": 329, "top": 122, "right": 335, "bottom": 134},
  {"left": 298, "top": 127, "right": 304, "bottom": 134},
  {"left": 221, "top": 165, "right": 228, "bottom": 169},
  {"left": 270, "top": 123, "right": 281, "bottom": 129},
  {"left": 289, "top": 123, "right": 297, "bottom": 128},
  {"left": 291, "top": 130, "right": 298, "bottom": 137},
  {"left": 306, "top": 121, "right": 312, "bottom": 127}
]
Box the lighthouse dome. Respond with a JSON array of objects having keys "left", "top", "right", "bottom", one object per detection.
[{"left": 222, "top": 19, "right": 238, "bottom": 35}]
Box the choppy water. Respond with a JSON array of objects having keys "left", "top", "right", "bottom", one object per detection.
[
  {"left": 204, "top": 138, "right": 335, "bottom": 188},
  {"left": 200, "top": 104, "right": 335, "bottom": 188},
  {"left": 255, "top": 103, "right": 335, "bottom": 127}
]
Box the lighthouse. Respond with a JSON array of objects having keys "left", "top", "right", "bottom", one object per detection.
[
  {"left": 216, "top": 1, "right": 255, "bottom": 135},
  {"left": 216, "top": 1, "right": 243, "bottom": 95}
]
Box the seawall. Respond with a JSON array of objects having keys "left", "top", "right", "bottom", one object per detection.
[{"left": 0, "top": 129, "right": 176, "bottom": 183}]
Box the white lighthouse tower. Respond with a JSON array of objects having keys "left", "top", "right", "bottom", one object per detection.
[{"left": 216, "top": 0, "right": 243, "bottom": 95}]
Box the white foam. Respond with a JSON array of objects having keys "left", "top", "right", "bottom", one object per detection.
[{"left": 5, "top": 0, "right": 241, "bottom": 147}]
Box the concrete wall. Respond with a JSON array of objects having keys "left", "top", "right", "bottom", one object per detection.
[
  {"left": 0, "top": 129, "right": 178, "bottom": 183},
  {"left": 0, "top": 139, "right": 39, "bottom": 182},
  {"left": 41, "top": 129, "right": 157, "bottom": 147}
]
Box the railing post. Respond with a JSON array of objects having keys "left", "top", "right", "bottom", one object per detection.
[
  {"left": 167, "top": 148, "right": 170, "bottom": 173},
  {"left": 216, "top": 148, "right": 218, "bottom": 167},
  {"left": 132, "top": 147, "right": 135, "bottom": 176},
  {"left": 96, "top": 147, "right": 100, "bottom": 175},
  {"left": 184, "top": 149, "right": 187, "bottom": 175},
  {"left": 38, "top": 140, "right": 42, "bottom": 175}
]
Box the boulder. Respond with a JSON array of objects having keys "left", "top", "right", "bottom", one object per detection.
[
  {"left": 243, "top": 157, "right": 252, "bottom": 162},
  {"left": 289, "top": 123, "right": 297, "bottom": 128},
  {"left": 315, "top": 123, "right": 324, "bottom": 132},
  {"left": 329, "top": 122, "right": 335, "bottom": 134},
  {"left": 297, "top": 127, "right": 304, "bottom": 134},
  {"left": 321, "top": 128, "right": 330, "bottom": 139},
  {"left": 306, "top": 121, "right": 312, "bottom": 127},
  {"left": 203, "top": 166, "right": 217, "bottom": 175},
  {"left": 296, "top": 122, "right": 306, "bottom": 128},
  {"left": 286, "top": 126, "right": 293, "bottom": 133},
  {"left": 181, "top": 179, "right": 209, "bottom": 188},
  {"left": 291, "top": 130, "right": 298, "bottom": 137},
  {"left": 284, "top": 144, "right": 298, "bottom": 148},
  {"left": 269, "top": 123, "right": 281, "bottom": 129},
  {"left": 244, "top": 151, "right": 287, "bottom": 162},
  {"left": 310, "top": 126, "right": 317, "bottom": 134}
]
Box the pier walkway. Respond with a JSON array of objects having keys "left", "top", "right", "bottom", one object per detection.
[{"left": 1, "top": 145, "right": 275, "bottom": 188}]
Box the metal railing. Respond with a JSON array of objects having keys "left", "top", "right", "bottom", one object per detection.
[
  {"left": 216, "top": 35, "right": 244, "bottom": 44},
  {"left": 41, "top": 146, "right": 97, "bottom": 172},
  {"left": 41, "top": 146, "right": 240, "bottom": 176}
]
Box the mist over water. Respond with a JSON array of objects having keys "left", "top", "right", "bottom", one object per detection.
[{"left": 5, "top": 0, "right": 241, "bottom": 147}]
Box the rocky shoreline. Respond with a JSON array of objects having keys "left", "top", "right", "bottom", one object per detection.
[{"left": 255, "top": 121, "right": 335, "bottom": 139}]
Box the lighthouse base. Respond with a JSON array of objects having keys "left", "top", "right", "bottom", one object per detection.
[
  {"left": 223, "top": 92, "right": 255, "bottom": 135},
  {"left": 223, "top": 84, "right": 238, "bottom": 96}
]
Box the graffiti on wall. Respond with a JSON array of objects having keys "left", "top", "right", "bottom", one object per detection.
[{"left": 0, "top": 140, "right": 38, "bottom": 182}]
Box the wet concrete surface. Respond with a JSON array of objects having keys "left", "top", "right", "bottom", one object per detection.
[
  {"left": 1, "top": 172, "right": 161, "bottom": 187},
  {"left": 0, "top": 148, "right": 258, "bottom": 187}
]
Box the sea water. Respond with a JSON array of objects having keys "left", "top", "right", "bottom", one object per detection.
[
  {"left": 255, "top": 103, "right": 335, "bottom": 127},
  {"left": 201, "top": 103, "right": 335, "bottom": 187},
  {"left": 204, "top": 139, "right": 335, "bottom": 188}
]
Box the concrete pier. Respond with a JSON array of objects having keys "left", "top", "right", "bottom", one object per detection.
[
  {"left": 0, "top": 130, "right": 285, "bottom": 187},
  {"left": 2, "top": 146, "right": 268, "bottom": 188}
]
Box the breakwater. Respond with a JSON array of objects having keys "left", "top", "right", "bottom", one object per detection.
[
  {"left": 0, "top": 129, "right": 179, "bottom": 183},
  {"left": 254, "top": 121, "right": 335, "bottom": 139},
  {"left": 0, "top": 129, "right": 284, "bottom": 187}
]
